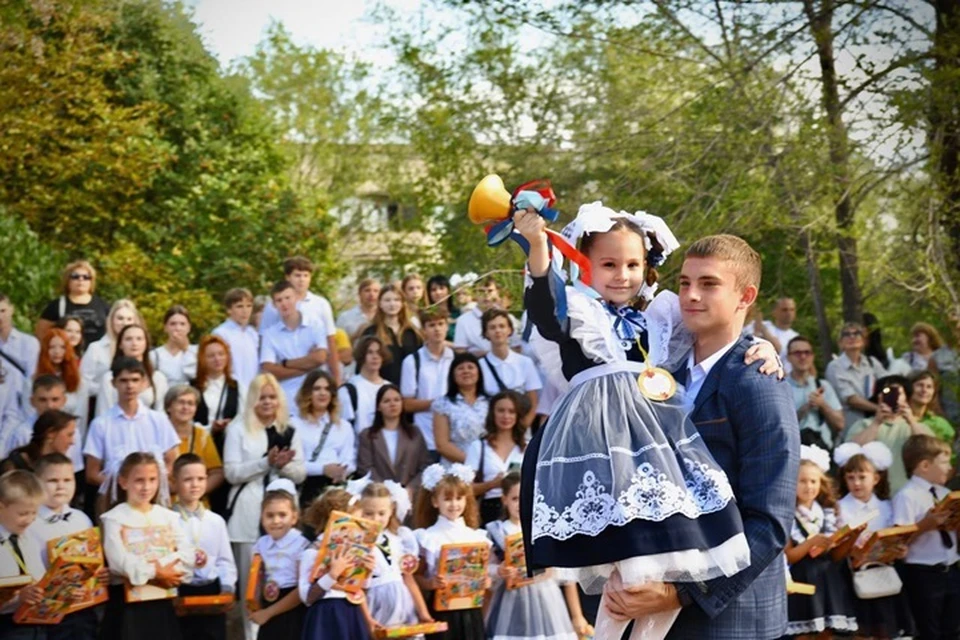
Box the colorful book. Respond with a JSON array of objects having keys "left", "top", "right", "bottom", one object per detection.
[
  {"left": 310, "top": 510, "right": 383, "bottom": 593},
  {"left": 44, "top": 527, "right": 108, "bottom": 614},
  {"left": 14, "top": 556, "right": 100, "bottom": 624},
  {"left": 433, "top": 542, "right": 490, "bottom": 611},
  {"left": 245, "top": 554, "right": 264, "bottom": 612},
  {"left": 121, "top": 525, "right": 180, "bottom": 602},
  {"left": 931, "top": 490, "right": 960, "bottom": 528},
  {"left": 503, "top": 532, "right": 535, "bottom": 590},
  {"left": 809, "top": 522, "right": 867, "bottom": 559},
  {"left": 374, "top": 621, "right": 450, "bottom": 638},
  {"left": 174, "top": 593, "right": 235, "bottom": 616},
  {"left": 851, "top": 524, "right": 918, "bottom": 568},
  {"left": 0, "top": 575, "right": 34, "bottom": 607}
]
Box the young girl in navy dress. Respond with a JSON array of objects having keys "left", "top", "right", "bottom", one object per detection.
[
  {"left": 785, "top": 445, "right": 858, "bottom": 637},
  {"left": 248, "top": 480, "right": 309, "bottom": 640},
  {"left": 101, "top": 452, "right": 195, "bottom": 640},
  {"left": 834, "top": 442, "right": 914, "bottom": 639},
  {"left": 413, "top": 463, "right": 491, "bottom": 640},
  {"left": 513, "top": 203, "right": 780, "bottom": 637},
  {"left": 299, "top": 488, "right": 374, "bottom": 640},
  {"left": 352, "top": 479, "right": 433, "bottom": 632},
  {"left": 485, "top": 472, "right": 578, "bottom": 640}
]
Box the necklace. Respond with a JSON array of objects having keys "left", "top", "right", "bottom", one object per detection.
[{"left": 634, "top": 337, "right": 676, "bottom": 401}]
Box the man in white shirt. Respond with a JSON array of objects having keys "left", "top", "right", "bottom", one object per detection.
[
  {"left": 757, "top": 297, "right": 798, "bottom": 370},
  {"left": 825, "top": 322, "right": 887, "bottom": 428},
  {"left": 1, "top": 376, "right": 85, "bottom": 471},
  {"left": 336, "top": 278, "right": 380, "bottom": 339},
  {"left": 212, "top": 288, "right": 259, "bottom": 391},
  {"left": 892, "top": 434, "right": 960, "bottom": 638},
  {"left": 260, "top": 281, "right": 328, "bottom": 405},
  {"left": 0, "top": 295, "right": 40, "bottom": 381},
  {"left": 259, "top": 256, "right": 340, "bottom": 382},
  {"left": 401, "top": 309, "right": 454, "bottom": 455},
  {"left": 453, "top": 277, "right": 519, "bottom": 355},
  {"left": 478, "top": 309, "right": 541, "bottom": 427}
]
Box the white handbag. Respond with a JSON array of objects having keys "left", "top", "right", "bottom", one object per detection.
[{"left": 852, "top": 563, "right": 902, "bottom": 599}]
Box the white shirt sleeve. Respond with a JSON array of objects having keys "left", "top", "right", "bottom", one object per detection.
[
  {"left": 400, "top": 354, "right": 417, "bottom": 398},
  {"left": 259, "top": 331, "right": 278, "bottom": 365},
  {"left": 464, "top": 440, "right": 482, "bottom": 474},
  {"left": 892, "top": 488, "right": 922, "bottom": 526},
  {"left": 223, "top": 422, "right": 269, "bottom": 485},
  {"left": 213, "top": 515, "right": 238, "bottom": 592},
  {"left": 298, "top": 547, "right": 318, "bottom": 602},
  {"left": 520, "top": 356, "right": 543, "bottom": 392},
  {"left": 83, "top": 416, "right": 106, "bottom": 461}
]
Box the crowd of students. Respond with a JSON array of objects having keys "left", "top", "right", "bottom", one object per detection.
[{"left": 0, "top": 251, "right": 957, "bottom": 640}]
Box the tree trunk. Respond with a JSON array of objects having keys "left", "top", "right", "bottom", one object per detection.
[
  {"left": 803, "top": 0, "right": 864, "bottom": 323},
  {"left": 933, "top": 0, "right": 960, "bottom": 270}
]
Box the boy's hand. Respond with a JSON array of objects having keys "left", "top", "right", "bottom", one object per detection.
[{"left": 19, "top": 584, "right": 43, "bottom": 606}]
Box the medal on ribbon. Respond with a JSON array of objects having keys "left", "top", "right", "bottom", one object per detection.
[
  {"left": 195, "top": 549, "right": 208, "bottom": 569},
  {"left": 263, "top": 579, "right": 280, "bottom": 603},
  {"left": 637, "top": 367, "right": 677, "bottom": 401}
]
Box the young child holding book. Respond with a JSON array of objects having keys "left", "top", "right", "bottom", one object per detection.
[
  {"left": 248, "top": 479, "right": 309, "bottom": 640},
  {"left": 892, "top": 434, "right": 960, "bottom": 639},
  {"left": 101, "top": 452, "right": 195, "bottom": 640},
  {"left": 353, "top": 479, "right": 433, "bottom": 631},
  {"left": 413, "top": 463, "right": 491, "bottom": 640},
  {"left": 298, "top": 487, "right": 374, "bottom": 640},
  {"left": 171, "top": 453, "right": 237, "bottom": 640},
  {"left": 785, "top": 445, "right": 858, "bottom": 638},
  {"left": 485, "top": 472, "right": 579, "bottom": 640},
  {"left": 27, "top": 454, "right": 101, "bottom": 640},
  {"left": 833, "top": 442, "right": 914, "bottom": 639},
  {"left": 0, "top": 470, "right": 46, "bottom": 640}
]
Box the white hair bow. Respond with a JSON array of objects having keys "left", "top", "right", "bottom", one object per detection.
[
  {"left": 421, "top": 463, "right": 476, "bottom": 491},
  {"left": 800, "top": 444, "right": 831, "bottom": 472},
  {"left": 832, "top": 442, "right": 893, "bottom": 471},
  {"left": 345, "top": 474, "right": 413, "bottom": 522}
]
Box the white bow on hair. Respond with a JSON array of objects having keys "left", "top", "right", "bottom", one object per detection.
[
  {"left": 345, "top": 473, "right": 413, "bottom": 522},
  {"left": 800, "top": 444, "right": 832, "bottom": 472},
  {"left": 832, "top": 441, "right": 894, "bottom": 471},
  {"left": 421, "top": 463, "right": 476, "bottom": 491}
]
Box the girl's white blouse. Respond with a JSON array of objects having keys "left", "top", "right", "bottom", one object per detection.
[
  {"left": 414, "top": 515, "right": 491, "bottom": 577},
  {"left": 101, "top": 502, "right": 195, "bottom": 587}
]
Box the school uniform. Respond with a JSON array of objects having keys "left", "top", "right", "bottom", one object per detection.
[
  {"left": 415, "top": 516, "right": 491, "bottom": 640},
  {"left": 78, "top": 336, "right": 113, "bottom": 398},
  {"left": 251, "top": 530, "right": 309, "bottom": 640},
  {"left": 478, "top": 350, "right": 542, "bottom": 398},
  {"left": 0, "top": 327, "right": 40, "bottom": 381},
  {"left": 259, "top": 315, "right": 328, "bottom": 404},
  {"left": 100, "top": 503, "right": 196, "bottom": 640},
  {"left": 150, "top": 345, "right": 198, "bottom": 385},
  {"left": 94, "top": 370, "right": 169, "bottom": 417},
  {"left": 298, "top": 545, "right": 370, "bottom": 640},
  {"left": 338, "top": 374, "right": 387, "bottom": 435},
  {"left": 8, "top": 386, "right": 87, "bottom": 471},
  {"left": 464, "top": 440, "right": 524, "bottom": 526},
  {"left": 260, "top": 292, "right": 337, "bottom": 343},
  {"left": 26, "top": 505, "right": 97, "bottom": 640},
  {"left": 290, "top": 413, "right": 355, "bottom": 510},
  {"left": 212, "top": 320, "right": 260, "bottom": 392},
  {"left": 0, "top": 523, "right": 47, "bottom": 640},
  {"left": 175, "top": 504, "right": 238, "bottom": 640},
  {"left": 400, "top": 345, "right": 454, "bottom": 452},
  {"left": 453, "top": 308, "right": 521, "bottom": 355},
  {"left": 893, "top": 475, "right": 960, "bottom": 639},
  {"left": 0, "top": 368, "right": 26, "bottom": 458}
]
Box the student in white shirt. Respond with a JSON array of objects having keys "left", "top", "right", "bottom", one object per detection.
[
  {"left": 892, "top": 434, "right": 960, "bottom": 639},
  {"left": 478, "top": 309, "right": 541, "bottom": 428},
  {"left": 0, "top": 294, "right": 40, "bottom": 381},
  {"left": 212, "top": 288, "right": 259, "bottom": 391},
  {"left": 0, "top": 364, "right": 25, "bottom": 454},
  {"left": 338, "top": 336, "right": 388, "bottom": 435},
  {"left": 150, "top": 305, "right": 198, "bottom": 385},
  {"left": 0, "top": 470, "right": 46, "bottom": 638},
  {"left": 96, "top": 324, "right": 169, "bottom": 417},
  {"left": 84, "top": 358, "right": 181, "bottom": 512},
  {"left": 1, "top": 376, "right": 83, "bottom": 469},
  {"left": 259, "top": 281, "right": 328, "bottom": 406},
  {"left": 336, "top": 278, "right": 381, "bottom": 339},
  {"left": 259, "top": 256, "right": 340, "bottom": 382},
  {"left": 171, "top": 453, "right": 237, "bottom": 640},
  {"left": 401, "top": 309, "right": 454, "bottom": 456},
  {"left": 452, "top": 277, "right": 519, "bottom": 356},
  {"left": 27, "top": 453, "right": 100, "bottom": 640},
  {"left": 79, "top": 298, "right": 143, "bottom": 399},
  {"left": 465, "top": 391, "right": 526, "bottom": 526}
]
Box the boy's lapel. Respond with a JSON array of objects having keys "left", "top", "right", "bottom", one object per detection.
[{"left": 692, "top": 338, "right": 747, "bottom": 419}]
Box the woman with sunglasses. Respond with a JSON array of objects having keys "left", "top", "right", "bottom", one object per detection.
[
  {"left": 826, "top": 321, "right": 890, "bottom": 431},
  {"left": 35, "top": 260, "right": 110, "bottom": 346}
]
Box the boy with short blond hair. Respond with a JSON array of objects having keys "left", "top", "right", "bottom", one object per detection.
[
  {"left": 893, "top": 434, "right": 960, "bottom": 638},
  {"left": 0, "top": 469, "right": 47, "bottom": 639}
]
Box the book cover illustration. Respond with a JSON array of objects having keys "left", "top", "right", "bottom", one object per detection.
[
  {"left": 433, "top": 542, "right": 490, "bottom": 611},
  {"left": 809, "top": 522, "right": 868, "bottom": 559},
  {"left": 245, "top": 554, "right": 264, "bottom": 612},
  {"left": 503, "top": 532, "right": 535, "bottom": 590},
  {"left": 14, "top": 556, "right": 100, "bottom": 624},
  {"left": 174, "top": 593, "right": 235, "bottom": 616},
  {"left": 310, "top": 510, "right": 383, "bottom": 593},
  {"left": 851, "top": 524, "right": 918, "bottom": 568},
  {"left": 374, "top": 621, "right": 450, "bottom": 638},
  {"left": 45, "top": 527, "right": 108, "bottom": 613},
  {"left": 121, "top": 525, "right": 179, "bottom": 602},
  {"left": 932, "top": 490, "right": 960, "bottom": 528}
]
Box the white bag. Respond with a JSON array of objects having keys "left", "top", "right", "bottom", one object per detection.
[{"left": 853, "top": 563, "right": 902, "bottom": 599}]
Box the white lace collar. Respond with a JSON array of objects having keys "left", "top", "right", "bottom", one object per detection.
[{"left": 432, "top": 515, "right": 467, "bottom": 531}]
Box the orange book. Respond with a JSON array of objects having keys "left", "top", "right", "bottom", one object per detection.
[
  {"left": 246, "top": 554, "right": 264, "bottom": 612},
  {"left": 374, "top": 621, "right": 450, "bottom": 638},
  {"left": 310, "top": 510, "right": 383, "bottom": 593},
  {"left": 433, "top": 542, "right": 489, "bottom": 611},
  {"left": 174, "top": 593, "right": 235, "bottom": 616},
  {"left": 787, "top": 579, "right": 816, "bottom": 595},
  {"left": 0, "top": 575, "right": 34, "bottom": 608},
  {"left": 14, "top": 556, "right": 100, "bottom": 624},
  {"left": 44, "top": 527, "right": 108, "bottom": 614},
  {"left": 809, "top": 522, "right": 868, "bottom": 559},
  {"left": 503, "top": 532, "right": 535, "bottom": 590},
  {"left": 120, "top": 525, "right": 179, "bottom": 602},
  {"left": 851, "top": 524, "right": 918, "bottom": 568},
  {"left": 931, "top": 491, "right": 960, "bottom": 528}
]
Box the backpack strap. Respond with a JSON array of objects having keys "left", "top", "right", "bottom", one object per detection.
[
  {"left": 341, "top": 383, "right": 359, "bottom": 424},
  {"left": 482, "top": 355, "right": 508, "bottom": 392}
]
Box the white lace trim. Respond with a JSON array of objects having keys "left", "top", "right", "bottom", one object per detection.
[
  {"left": 553, "top": 532, "right": 751, "bottom": 594},
  {"left": 532, "top": 457, "right": 734, "bottom": 541},
  {"left": 785, "top": 615, "right": 859, "bottom": 634},
  {"left": 536, "top": 434, "right": 703, "bottom": 469}
]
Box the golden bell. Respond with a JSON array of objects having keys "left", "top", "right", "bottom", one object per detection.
[{"left": 468, "top": 174, "right": 512, "bottom": 225}]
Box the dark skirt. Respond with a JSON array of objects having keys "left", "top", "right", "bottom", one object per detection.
[
  {"left": 848, "top": 563, "right": 914, "bottom": 639},
  {"left": 101, "top": 584, "right": 182, "bottom": 640},
  {"left": 301, "top": 598, "right": 370, "bottom": 640},
  {"left": 0, "top": 614, "right": 45, "bottom": 640},
  {"left": 47, "top": 608, "right": 98, "bottom": 640},
  {"left": 257, "top": 587, "right": 305, "bottom": 640},
  {"left": 786, "top": 556, "right": 858, "bottom": 636},
  {"left": 426, "top": 607, "right": 484, "bottom": 640},
  {"left": 177, "top": 580, "right": 226, "bottom": 640}
]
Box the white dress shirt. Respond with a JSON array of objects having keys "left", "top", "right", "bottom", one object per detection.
[
  {"left": 200, "top": 376, "right": 245, "bottom": 428},
  {"left": 414, "top": 515, "right": 491, "bottom": 577},
  {"left": 175, "top": 505, "right": 238, "bottom": 590},
  {"left": 252, "top": 529, "right": 309, "bottom": 589},
  {"left": 0, "top": 328, "right": 40, "bottom": 380},
  {"left": 338, "top": 375, "right": 387, "bottom": 435},
  {"left": 0, "top": 523, "right": 46, "bottom": 614},
  {"left": 84, "top": 402, "right": 180, "bottom": 484},
  {"left": 291, "top": 413, "right": 356, "bottom": 478},
  {"left": 479, "top": 350, "right": 542, "bottom": 396},
  {"left": 79, "top": 336, "right": 113, "bottom": 397},
  {"left": 336, "top": 305, "right": 373, "bottom": 339},
  {"left": 299, "top": 546, "right": 348, "bottom": 601},
  {"left": 260, "top": 292, "right": 336, "bottom": 339},
  {"left": 465, "top": 440, "right": 524, "bottom": 499},
  {"left": 101, "top": 503, "right": 195, "bottom": 587},
  {"left": 212, "top": 319, "right": 260, "bottom": 391},
  {"left": 400, "top": 346, "right": 454, "bottom": 450},
  {"left": 892, "top": 474, "right": 960, "bottom": 566},
  {"left": 95, "top": 369, "right": 168, "bottom": 417},
  {"left": 837, "top": 493, "right": 892, "bottom": 533},
  {"left": 260, "top": 316, "right": 328, "bottom": 403},
  {"left": 150, "top": 344, "right": 198, "bottom": 385},
  {"left": 682, "top": 339, "right": 739, "bottom": 413}
]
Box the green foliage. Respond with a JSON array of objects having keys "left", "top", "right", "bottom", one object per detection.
[{"left": 0, "top": 213, "right": 64, "bottom": 331}]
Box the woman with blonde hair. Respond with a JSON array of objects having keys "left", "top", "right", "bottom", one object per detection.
[
  {"left": 80, "top": 298, "right": 143, "bottom": 397},
  {"left": 35, "top": 259, "right": 111, "bottom": 344},
  {"left": 222, "top": 373, "right": 305, "bottom": 639},
  {"left": 360, "top": 284, "right": 422, "bottom": 386}
]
